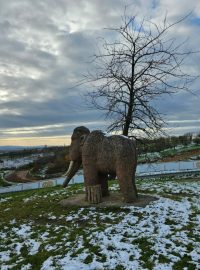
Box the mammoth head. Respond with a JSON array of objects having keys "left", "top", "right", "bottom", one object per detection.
[
  {"left": 63, "top": 126, "right": 90, "bottom": 187},
  {"left": 69, "top": 126, "right": 90, "bottom": 161}
]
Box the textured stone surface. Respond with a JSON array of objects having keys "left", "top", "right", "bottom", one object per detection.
[
  {"left": 60, "top": 192, "right": 158, "bottom": 208},
  {"left": 63, "top": 126, "right": 138, "bottom": 203}
]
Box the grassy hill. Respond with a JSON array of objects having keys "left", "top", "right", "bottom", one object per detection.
[{"left": 0, "top": 177, "right": 199, "bottom": 270}]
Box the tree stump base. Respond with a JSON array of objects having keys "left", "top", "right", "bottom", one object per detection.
[{"left": 86, "top": 184, "right": 102, "bottom": 204}]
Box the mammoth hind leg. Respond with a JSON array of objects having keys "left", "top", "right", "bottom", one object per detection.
[
  {"left": 117, "top": 170, "right": 138, "bottom": 203},
  {"left": 98, "top": 173, "right": 109, "bottom": 197},
  {"left": 132, "top": 174, "right": 138, "bottom": 198}
]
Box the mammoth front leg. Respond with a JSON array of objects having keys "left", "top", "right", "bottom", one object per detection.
[
  {"left": 83, "top": 166, "right": 102, "bottom": 203},
  {"left": 98, "top": 173, "right": 109, "bottom": 197}
]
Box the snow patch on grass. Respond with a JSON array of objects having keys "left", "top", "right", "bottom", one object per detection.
[{"left": 0, "top": 178, "right": 199, "bottom": 269}]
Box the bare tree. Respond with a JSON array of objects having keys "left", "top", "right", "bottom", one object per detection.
[{"left": 86, "top": 14, "right": 197, "bottom": 137}]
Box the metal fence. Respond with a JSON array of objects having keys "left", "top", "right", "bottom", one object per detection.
[
  {"left": 136, "top": 160, "right": 199, "bottom": 175},
  {"left": 0, "top": 160, "right": 200, "bottom": 194}
]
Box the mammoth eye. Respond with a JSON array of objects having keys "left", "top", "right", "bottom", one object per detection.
[
  {"left": 80, "top": 135, "right": 85, "bottom": 141},
  {"left": 80, "top": 134, "right": 87, "bottom": 145}
]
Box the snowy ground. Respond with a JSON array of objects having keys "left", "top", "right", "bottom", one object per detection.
[
  {"left": 0, "top": 152, "right": 54, "bottom": 170},
  {"left": 0, "top": 178, "right": 199, "bottom": 270},
  {"left": 0, "top": 154, "right": 41, "bottom": 169}
]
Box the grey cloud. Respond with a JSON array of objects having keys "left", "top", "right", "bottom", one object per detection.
[
  {"left": 0, "top": 94, "right": 104, "bottom": 128},
  {"left": 0, "top": 0, "right": 200, "bottom": 143},
  {"left": 153, "top": 90, "right": 200, "bottom": 120}
]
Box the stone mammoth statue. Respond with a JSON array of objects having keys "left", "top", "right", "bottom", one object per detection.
[{"left": 63, "top": 126, "right": 138, "bottom": 203}]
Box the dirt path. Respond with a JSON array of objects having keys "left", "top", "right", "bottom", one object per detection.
[
  {"left": 17, "top": 170, "right": 35, "bottom": 182},
  {"left": 5, "top": 170, "right": 36, "bottom": 183}
]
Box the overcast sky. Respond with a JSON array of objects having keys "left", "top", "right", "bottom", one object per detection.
[{"left": 0, "top": 0, "right": 200, "bottom": 146}]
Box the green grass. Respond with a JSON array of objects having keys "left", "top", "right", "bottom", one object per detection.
[
  {"left": 0, "top": 177, "right": 199, "bottom": 270},
  {"left": 138, "top": 144, "right": 200, "bottom": 163},
  {"left": 132, "top": 237, "right": 155, "bottom": 269},
  {"left": 160, "top": 144, "right": 200, "bottom": 158},
  {"left": 0, "top": 173, "right": 11, "bottom": 187}
]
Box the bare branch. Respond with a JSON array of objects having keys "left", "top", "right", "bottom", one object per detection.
[{"left": 84, "top": 13, "right": 198, "bottom": 138}]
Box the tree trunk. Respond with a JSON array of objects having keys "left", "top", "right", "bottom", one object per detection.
[
  {"left": 86, "top": 185, "right": 102, "bottom": 204},
  {"left": 122, "top": 52, "right": 135, "bottom": 137}
]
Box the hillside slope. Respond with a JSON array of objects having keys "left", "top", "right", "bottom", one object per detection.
[{"left": 0, "top": 177, "right": 199, "bottom": 269}]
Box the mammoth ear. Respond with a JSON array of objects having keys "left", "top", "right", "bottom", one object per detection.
[{"left": 80, "top": 134, "right": 87, "bottom": 146}]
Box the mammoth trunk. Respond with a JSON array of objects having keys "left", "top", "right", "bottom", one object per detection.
[{"left": 63, "top": 160, "right": 81, "bottom": 187}]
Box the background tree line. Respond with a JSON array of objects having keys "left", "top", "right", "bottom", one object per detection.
[{"left": 138, "top": 132, "right": 200, "bottom": 154}]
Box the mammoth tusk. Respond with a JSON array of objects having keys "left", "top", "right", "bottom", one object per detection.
[{"left": 63, "top": 161, "right": 74, "bottom": 176}]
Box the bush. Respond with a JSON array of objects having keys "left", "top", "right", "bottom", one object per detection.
[{"left": 193, "top": 136, "right": 200, "bottom": 145}]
